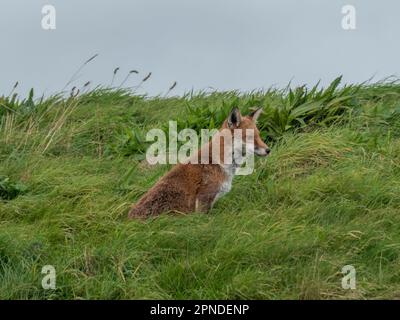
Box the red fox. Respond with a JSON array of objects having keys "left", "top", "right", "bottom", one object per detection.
[{"left": 128, "top": 107, "right": 270, "bottom": 218}]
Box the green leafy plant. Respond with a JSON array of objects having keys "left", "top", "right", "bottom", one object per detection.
[
  {"left": 258, "top": 76, "right": 361, "bottom": 140},
  {"left": 0, "top": 89, "right": 36, "bottom": 119},
  {"left": 167, "top": 76, "right": 361, "bottom": 143},
  {"left": 0, "top": 176, "right": 27, "bottom": 200},
  {"left": 110, "top": 127, "right": 148, "bottom": 159}
]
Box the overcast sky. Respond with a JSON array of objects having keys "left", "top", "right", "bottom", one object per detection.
[{"left": 1, "top": 0, "right": 399, "bottom": 97}]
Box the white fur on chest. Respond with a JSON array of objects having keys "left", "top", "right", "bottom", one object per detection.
[{"left": 214, "top": 165, "right": 235, "bottom": 202}]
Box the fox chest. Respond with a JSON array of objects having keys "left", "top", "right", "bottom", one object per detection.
[
  {"left": 215, "top": 168, "right": 235, "bottom": 201},
  {"left": 216, "top": 179, "right": 232, "bottom": 198}
]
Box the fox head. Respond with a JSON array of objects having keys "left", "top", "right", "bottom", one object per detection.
[{"left": 222, "top": 107, "right": 270, "bottom": 157}]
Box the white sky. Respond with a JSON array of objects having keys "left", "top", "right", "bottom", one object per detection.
[{"left": 1, "top": 0, "right": 399, "bottom": 97}]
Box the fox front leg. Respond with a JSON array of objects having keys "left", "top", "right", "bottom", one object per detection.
[{"left": 195, "top": 191, "right": 219, "bottom": 213}]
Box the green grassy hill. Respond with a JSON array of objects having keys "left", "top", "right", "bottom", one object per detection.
[{"left": 1, "top": 78, "right": 400, "bottom": 299}]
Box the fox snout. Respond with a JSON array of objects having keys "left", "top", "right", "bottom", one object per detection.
[
  {"left": 255, "top": 146, "right": 271, "bottom": 157},
  {"left": 254, "top": 135, "right": 270, "bottom": 157}
]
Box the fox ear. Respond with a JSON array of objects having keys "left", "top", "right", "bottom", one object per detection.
[
  {"left": 227, "top": 108, "right": 241, "bottom": 128},
  {"left": 249, "top": 108, "right": 263, "bottom": 122}
]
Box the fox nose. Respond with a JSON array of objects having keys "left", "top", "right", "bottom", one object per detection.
[{"left": 265, "top": 148, "right": 271, "bottom": 155}]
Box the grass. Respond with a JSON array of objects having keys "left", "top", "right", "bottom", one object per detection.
[{"left": 1, "top": 77, "right": 400, "bottom": 299}]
